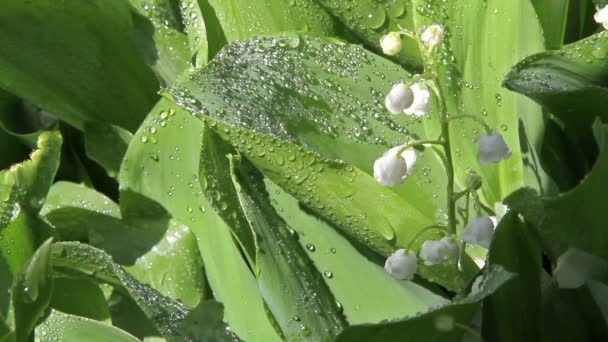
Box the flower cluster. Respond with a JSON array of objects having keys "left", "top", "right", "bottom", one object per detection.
[{"left": 378, "top": 22, "right": 513, "bottom": 281}]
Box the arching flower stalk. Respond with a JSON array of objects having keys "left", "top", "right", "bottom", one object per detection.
[{"left": 379, "top": 22, "right": 511, "bottom": 281}]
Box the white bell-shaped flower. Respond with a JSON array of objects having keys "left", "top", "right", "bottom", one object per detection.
[
  {"left": 420, "top": 236, "right": 459, "bottom": 266},
  {"left": 554, "top": 249, "right": 608, "bottom": 289},
  {"left": 462, "top": 216, "right": 495, "bottom": 248},
  {"left": 384, "top": 249, "right": 417, "bottom": 280},
  {"left": 385, "top": 83, "right": 414, "bottom": 115},
  {"left": 373, "top": 146, "right": 417, "bottom": 187},
  {"left": 380, "top": 32, "right": 403, "bottom": 56},
  {"left": 421, "top": 24, "right": 445, "bottom": 49},
  {"left": 595, "top": 5, "right": 608, "bottom": 30},
  {"left": 404, "top": 83, "right": 431, "bottom": 116},
  {"left": 477, "top": 132, "right": 511, "bottom": 165}
]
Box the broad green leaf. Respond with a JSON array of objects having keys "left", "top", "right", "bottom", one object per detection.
[
  {"left": 177, "top": 0, "right": 210, "bottom": 67},
  {"left": 12, "top": 238, "right": 53, "bottom": 342},
  {"left": 412, "top": 0, "right": 553, "bottom": 204},
  {"left": 164, "top": 33, "right": 478, "bottom": 289},
  {"left": 504, "top": 32, "right": 608, "bottom": 128},
  {"left": 230, "top": 156, "right": 347, "bottom": 340},
  {"left": 128, "top": 0, "right": 192, "bottom": 85},
  {"left": 541, "top": 275, "right": 608, "bottom": 341},
  {"left": 84, "top": 123, "right": 133, "bottom": 179},
  {"left": 120, "top": 100, "right": 282, "bottom": 341},
  {"left": 504, "top": 121, "right": 608, "bottom": 260},
  {"left": 198, "top": 128, "right": 256, "bottom": 265},
  {"left": 41, "top": 181, "right": 206, "bottom": 307},
  {"left": 0, "top": 92, "right": 28, "bottom": 170},
  {"left": 532, "top": 0, "right": 598, "bottom": 48},
  {"left": 262, "top": 176, "right": 447, "bottom": 324},
  {"left": 50, "top": 278, "right": 110, "bottom": 322},
  {"left": 336, "top": 265, "right": 514, "bottom": 342},
  {"left": 315, "top": 0, "right": 422, "bottom": 68},
  {"left": 481, "top": 212, "right": 542, "bottom": 341},
  {"left": 163, "top": 35, "right": 437, "bottom": 242},
  {"left": 0, "top": 0, "right": 159, "bottom": 131},
  {"left": 204, "top": 0, "right": 336, "bottom": 43},
  {"left": 0, "top": 130, "right": 61, "bottom": 316},
  {"left": 36, "top": 310, "right": 139, "bottom": 342},
  {"left": 50, "top": 242, "right": 234, "bottom": 341}
]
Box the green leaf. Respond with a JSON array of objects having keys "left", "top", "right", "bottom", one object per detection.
[
  {"left": 119, "top": 100, "right": 282, "bottom": 341},
  {"left": 128, "top": 0, "right": 192, "bottom": 85},
  {"left": 12, "top": 238, "right": 54, "bottom": 342},
  {"left": 49, "top": 278, "right": 111, "bottom": 322},
  {"left": 262, "top": 175, "right": 447, "bottom": 324},
  {"left": 0, "top": 0, "right": 159, "bottom": 131},
  {"left": 177, "top": 0, "right": 210, "bottom": 67},
  {"left": 481, "top": 212, "right": 542, "bottom": 341},
  {"left": 41, "top": 181, "right": 206, "bottom": 307},
  {"left": 229, "top": 156, "right": 347, "bottom": 340},
  {"left": 412, "top": 0, "right": 553, "bottom": 203},
  {"left": 204, "top": 0, "right": 336, "bottom": 43},
  {"left": 505, "top": 121, "right": 608, "bottom": 260},
  {"left": 50, "top": 242, "right": 234, "bottom": 341},
  {"left": 1, "top": 130, "right": 62, "bottom": 316},
  {"left": 84, "top": 123, "right": 132, "bottom": 179},
  {"left": 504, "top": 32, "right": 608, "bottom": 129},
  {"left": 315, "top": 0, "right": 422, "bottom": 68},
  {"left": 36, "top": 310, "right": 140, "bottom": 342},
  {"left": 164, "top": 33, "right": 478, "bottom": 289},
  {"left": 336, "top": 265, "right": 514, "bottom": 342},
  {"left": 531, "top": 0, "right": 597, "bottom": 48},
  {"left": 541, "top": 275, "right": 608, "bottom": 341}
]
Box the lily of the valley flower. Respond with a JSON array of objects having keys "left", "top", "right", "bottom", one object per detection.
[
  {"left": 595, "top": 5, "right": 608, "bottom": 30},
  {"left": 420, "top": 236, "right": 459, "bottom": 266},
  {"left": 462, "top": 216, "right": 495, "bottom": 248},
  {"left": 373, "top": 146, "right": 417, "bottom": 187},
  {"left": 477, "top": 132, "right": 511, "bottom": 165},
  {"left": 385, "top": 83, "right": 413, "bottom": 115},
  {"left": 385, "top": 82, "right": 431, "bottom": 116},
  {"left": 404, "top": 83, "right": 431, "bottom": 116},
  {"left": 554, "top": 249, "right": 608, "bottom": 289},
  {"left": 421, "top": 24, "right": 445, "bottom": 49},
  {"left": 380, "top": 32, "right": 403, "bottom": 56},
  {"left": 384, "top": 249, "right": 418, "bottom": 280}
]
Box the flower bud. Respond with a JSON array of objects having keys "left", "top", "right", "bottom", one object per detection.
[
  {"left": 384, "top": 249, "right": 417, "bottom": 280},
  {"left": 380, "top": 32, "right": 403, "bottom": 56},
  {"left": 465, "top": 172, "right": 483, "bottom": 191},
  {"left": 595, "top": 5, "right": 608, "bottom": 30},
  {"left": 554, "top": 249, "right": 608, "bottom": 289},
  {"left": 385, "top": 83, "right": 414, "bottom": 115},
  {"left": 462, "top": 216, "right": 495, "bottom": 248},
  {"left": 421, "top": 24, "right": 445, "bottom": 49},
  {"left": 477, "top": 132, "right": 511, "bottom": 165},
  {"left": 403, "top": 83, "right": 431, "bottom": 116},
  {"left": 373, "top": 146, "right": 417, "bottom": 187}
]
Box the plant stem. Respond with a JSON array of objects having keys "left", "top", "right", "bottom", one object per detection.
[
  {"left": 458, "top": 192, "right": 470, "bottom": 271},
  {"left": 435, "top": 79, "right": 457, "bottom": 236},
  {"left": 446, "top": 114, "right": 493, "bottom": 134},
  {"left": 396, "top": 139, "right": 444, "bottom": 157},
  {"left": 406, "top": 224, "right": 448, "bottom": 250}
]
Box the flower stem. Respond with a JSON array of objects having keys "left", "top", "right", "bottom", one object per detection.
[
  {"left": 405, "top": 224, "right": 448, "bottom": 250},
  {"left": 446, "top": 114, "right": 493, "bottom": 135},
  {"left": 396, "top": 139, "right": 444, "bottom": 157},
  {"left": 435, "top": 79, "right": 457, "bottom": 236}
]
